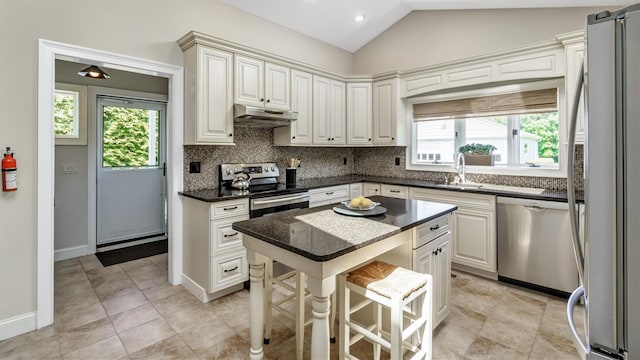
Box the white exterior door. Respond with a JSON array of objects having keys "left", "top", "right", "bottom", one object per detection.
[{"left": 97, "top": 96, "right": 167, "bottom": 245}]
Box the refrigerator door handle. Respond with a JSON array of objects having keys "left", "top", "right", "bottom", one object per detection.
[
  {"left": 567, "top": 61, "right": 585, "bottom": 282},
  {"left": 567, "top": 286, "right": 589, "bottom": 359}
]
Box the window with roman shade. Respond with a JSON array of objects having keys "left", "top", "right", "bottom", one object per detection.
[{"left": 410, "top": 86, "right": 560, "bottom": 169}]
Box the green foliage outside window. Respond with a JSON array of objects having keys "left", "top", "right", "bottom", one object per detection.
[
  {"left": 102, "top": 106, "right": 159, "bottom": 167},
  {"left": 520, "top": 112, "right": 559, "bottom": 162},
  {"left": 54, "top": 92, "right": 76, "bottom": 136}
]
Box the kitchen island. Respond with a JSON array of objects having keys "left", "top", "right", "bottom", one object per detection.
[{"left": 232, "top": 196, "right": 457, "bottom": 359}]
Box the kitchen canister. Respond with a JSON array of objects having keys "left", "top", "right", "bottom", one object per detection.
[{"left": 286, "top": 168, "right": 296, "bottom": 186}]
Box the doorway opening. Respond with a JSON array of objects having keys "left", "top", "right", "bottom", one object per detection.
[{"left": 38, "top": 39, "right": 184, "bottom": 329}]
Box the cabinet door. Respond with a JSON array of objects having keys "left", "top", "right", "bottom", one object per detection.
[
  {"left": 373, "top": 79, "right": 398, "bottom": 145},
  {"left": 349, "top": 183, "right": 362, "bottom": 198},
  {"left": 347, "top": 83, "right": 372, "bottom": 146},
  {"left": 197, "top": 46, "right": 234, "bottom": 143},
  {"left": 433, "top": 233, "right": 451, "bottom": 327},
  {"left": 290, "top": 70, "right": 312, "bottom": 144},
  {"left": 414, "top": 240, "right": 437, "bottom": 329},
  {"left": 362, "top": 182, "right": 381, "bottom": 197},
  {"left": 452, "top": 208, "right": 497, "bottom": 273},
  {"left": 234, "top": 55, "right": 264, "bottom": 108},
  {"left": 330, "top": 80, "right": 346, "bottom": 145},
  {"left": 380, "top": 184, "right": 408, "bottom": 199},
  {"left": 566, "top": 42, "right": 585, "bottom": 144},
  {"left": 265, "top": 63, "right": 290, "bottom": 111},
  {"left": 313, "top": 75, "right": 331, "bottom": 144}
]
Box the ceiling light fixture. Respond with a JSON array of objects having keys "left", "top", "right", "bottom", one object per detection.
[
  {"left": 77, "top": 65, "right": 111, "bottom": 79},
  {"left": 354, "top": 14, "right": 365, "bottom": 23}
]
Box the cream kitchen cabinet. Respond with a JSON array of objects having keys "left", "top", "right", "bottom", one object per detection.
[
  {"left": 309, "top": 185, "right": 350, "bottom": 207},
  {"left": 182, "top": 197, "right": 249, "bottom": 302},
  {"left": 410, "top": 187, "right": 497, "bottom": 276},
  {"left": 274, "top": 70, "right": 313, "bottom": 145},
  {"left": 234, "top": 55, "right": 290, "bottom": 111},
  {"left": 380, "top": 184, "right": 409, "bottom": 199},
  {"left": 313, "top": 76, "right": 346, "bottom": 145},
  {"left": 413, "top": 217, "right": 451, "bottom": 329},
  {"left": 183, "top": 45, "right": 235, "bottom": 145},
  {"left": 349, "top": 183, "right": 363, "bottom": 198},
  {"left": 347, "top": 82, "right": 373, "bottom": 146},
  {"left": 373, "top": 78, "right": 406, "bottom": 146},
  {"left": 362, "top": 182, "right": 381, "bottom": 197}
]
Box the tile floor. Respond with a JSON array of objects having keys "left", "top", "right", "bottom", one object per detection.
[{"left": 0, "top": 254, "right": 582, "bottom": 359}]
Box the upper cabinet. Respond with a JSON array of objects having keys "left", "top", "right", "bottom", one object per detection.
[
  {"left": 346, "top": 82, "right": 372, "bottom": 146},
  {"left": 274, "top": 70, "right": 313, "bottom": 145},
  {"left": 561, "top": 32, "right": 585, "bottom": 145},
  {"left": 234, "top": 55, "right": 290, "bottom": 111},
  {"left": 313, "top": 76, "right": 346, "bottom": 145},
  {"left": 183, "top": 45, "right": 235, "bottom": 145},
  {"left": 373, "top": 78, "right": 406, "bottom": 146}
]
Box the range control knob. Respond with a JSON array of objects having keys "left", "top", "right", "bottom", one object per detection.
[
  {"left": 226, "top": 168, "right": 232, "bottom": 175},
  {"left": 271, "top": 166, "right": 276, "bottom": 171}
]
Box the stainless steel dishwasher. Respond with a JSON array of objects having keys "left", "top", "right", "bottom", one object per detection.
[{"left": 497, "top": 197, "right": 579, "bottom": 297}]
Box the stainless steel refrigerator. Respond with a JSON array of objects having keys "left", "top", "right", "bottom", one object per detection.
[{"left": 567, "top": 4, "right": 640, "bottom": 360}]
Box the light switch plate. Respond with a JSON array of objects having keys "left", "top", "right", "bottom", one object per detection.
[{"left": 61, "top": 163, "right": 79, "bottom": 174}]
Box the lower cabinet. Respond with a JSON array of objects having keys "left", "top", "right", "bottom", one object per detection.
[
  {"left": 349, "top": 183, "right": 362, "bottom": 198},
  {"left": 309, "top": 185, "right": 350, "bottom": 208},
  {"left": 413, "top": 216, "right": 451, "bottom": 329},
  {"left": 380, "top": 184, "right": 409, "bottom": 199},
  {"left": 362, "top": 182, "right": 381, "bottom": 197},
  {"left": 410, "top": 187, "right": 497, "bottom": 276},
  {"left": 183, "top": 197, "right": 249, "bottom": 302}
]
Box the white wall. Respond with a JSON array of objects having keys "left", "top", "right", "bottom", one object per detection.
[
  {"left": 353, "top": 8, "right": 603, "bottom": 74},
  {"left": 0, "top": 0, "right": 351, "bottom": 323}
]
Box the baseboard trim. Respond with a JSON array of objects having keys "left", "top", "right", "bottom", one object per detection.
[
  {"left": 0, "top": 312, "right": 37, "bottom": 341},
  {"left": 452, "top": 262, "right": 498, "bottom": 280},
  {"left": 181, "top": 274, "right": 243, "bottom": 303},
  {"left": 54, "top": 245, "right": 88, "bottom": 262}
]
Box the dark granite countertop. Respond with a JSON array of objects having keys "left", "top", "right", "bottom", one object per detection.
[
  {"left": 180, "top": 175, "right": 583, "bottom": 203},
  {"left": 232, "top": 196, "right": 457, "bottom": 262}
]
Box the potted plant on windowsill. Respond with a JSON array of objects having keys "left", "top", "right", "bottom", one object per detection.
[{"left": 458, "top": 143, "right": 497, "bottom": 166}]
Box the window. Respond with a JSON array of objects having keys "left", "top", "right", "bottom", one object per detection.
[
  {"left": 54, "top": 83, "right": 87, "bottom": 145},
  {"left": 409, "top": 81, "right": 563, "bottom": 175}
]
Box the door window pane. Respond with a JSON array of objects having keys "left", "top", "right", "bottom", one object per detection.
[
  {"left": 415, "top": 120, "right": 455, "bottom": 163},
  {"left": 102, "top": 106, "right": 160, "bottom": 167}
]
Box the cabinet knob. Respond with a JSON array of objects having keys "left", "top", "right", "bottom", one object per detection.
[
  {"left": 267, "top": 99, "right": 271, "bottom": 103},
  {"left": 260, "top": 98, "right": 264, "bottom": 102},
  {"left": 432, "top": 250, "right": 438, "bottom": 255},
  {"left": 392, "top": 137, "right": 395, "bottom": 140},
  {"left": 368, "top": 138, "right": 371, "bottom": 141},
  {"left": 292, "top": 136, "right": 296, "bottom": 139},
  {"left": 229, "top": 133, "right": 233, "bottom": 137}
]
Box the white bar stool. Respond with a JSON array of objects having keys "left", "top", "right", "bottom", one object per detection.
[
  {"left": 338, "top": 260, "right": 433, "bottom": 360},
  {"left": 263, "top": 260, "right": 337, "bottom": 360}
]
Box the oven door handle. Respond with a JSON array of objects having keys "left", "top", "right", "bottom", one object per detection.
[{"left": 252, "top": 194, "right": 309, "bottom": 205}]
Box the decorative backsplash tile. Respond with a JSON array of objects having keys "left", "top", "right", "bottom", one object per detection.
[
  {"left": 353, "top": 145, "right": 584, "bottom": 192},
  {"left": 183, "top": 127, "right": 354, "bottom": 191},
  {"left": 184, "top": 128, "right": 584, "bottom": 192}
]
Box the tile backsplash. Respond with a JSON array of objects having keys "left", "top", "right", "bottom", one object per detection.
[
  {"left": 354, "top": 145, "right": 584, "bottom": 192},
  {"left": 183, "top": 128, "right": 354, "bottom": 191},
  {"left": 184, "top": 128, "right": 584, "bottom": 192}
]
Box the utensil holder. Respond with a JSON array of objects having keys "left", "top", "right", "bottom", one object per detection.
[{"left": 286, "top": 168, "right": 296, "bottom": 186}]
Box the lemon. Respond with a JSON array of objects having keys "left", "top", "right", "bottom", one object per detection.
[
  {"left": 350, "top": 197, "right": 362, "bottom": 207},
  {"left": 361, "top": 198, "right": 373, "bottom": 207}
]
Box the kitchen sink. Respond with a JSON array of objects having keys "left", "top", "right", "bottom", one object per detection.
[{"left": 438, "top": 183, "right": 484, "bottom": 190}]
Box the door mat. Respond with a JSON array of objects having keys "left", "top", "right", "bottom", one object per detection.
[{"left": 96, "top": 239, "right": 168, "bottom": 267}]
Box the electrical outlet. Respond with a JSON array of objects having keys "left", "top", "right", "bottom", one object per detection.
[
  {"left": 395, "top": 157, "right": 400, "bottom": 166},
  {"left": 189, "top": 162, "right": 201, "bottom": 173},
  {"left": 343, "top": 157, "right": 347, "bottom": 165}
]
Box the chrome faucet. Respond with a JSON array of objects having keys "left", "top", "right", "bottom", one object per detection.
[{"left": 455, "top": 153, "right": 466, "bottom": 184}]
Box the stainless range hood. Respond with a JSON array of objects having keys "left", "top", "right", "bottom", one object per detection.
[{"left": 234, "top": 104, "right": 298, "bottom": 128}]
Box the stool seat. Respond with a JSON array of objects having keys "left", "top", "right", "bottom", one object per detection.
[{"left": 347, "top": 260, "right": 430, "bottom": 300}]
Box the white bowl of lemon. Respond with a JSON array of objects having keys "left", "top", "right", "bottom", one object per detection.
[{"left": 342, "top": 196, "right": 380, "bottom": 210}]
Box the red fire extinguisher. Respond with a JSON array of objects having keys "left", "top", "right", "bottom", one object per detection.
[{"left": 2, "top": 147, "right": 17, "bottom": 192}]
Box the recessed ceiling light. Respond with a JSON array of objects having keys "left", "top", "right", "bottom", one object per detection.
[{"left": 354, "top": 14, "right": 365, "bottom": 23}]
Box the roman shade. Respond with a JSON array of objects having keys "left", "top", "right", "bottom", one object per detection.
[{"left": 413, "top": 88, "right": 558, "bottom": 121}]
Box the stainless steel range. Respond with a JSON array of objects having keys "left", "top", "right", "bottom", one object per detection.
[{"left": 219, "top": 162, "right": 309, "bottom": 218}]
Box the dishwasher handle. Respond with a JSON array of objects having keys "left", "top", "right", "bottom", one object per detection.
[{"left": 524, "top": 204, "right": 546, "bottom": 212}]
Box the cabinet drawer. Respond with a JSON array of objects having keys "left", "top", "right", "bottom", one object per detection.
[
  {"left": 210, "top": 251, "right": 248, "bottom": 292},
  {"left": 381, "top": 184, "right": 409, "bottom": 199},
  {"left": 416, "top": 214, "right": 450, "bottom": 248},
  {"left": 210, "top": 199, "right": 249, "bottom": 220},
  {"left": 309, "top": 185, "right": 350, "bottom": 205},
  {"left": 210, "top": 215, "right": 249, "bottom": 255}
]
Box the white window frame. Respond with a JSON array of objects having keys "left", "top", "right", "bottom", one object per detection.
[
  {"left": 55, "top": 82, "right": 87, "bottom": 145},
  {"left": 405, "top": 79, "right": 567, "bottom": 178}
]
